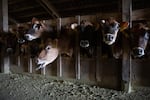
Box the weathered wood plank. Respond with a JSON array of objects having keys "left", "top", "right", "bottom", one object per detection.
[{"left": 121, "top": 0, "right": 132, "bottom": 92}]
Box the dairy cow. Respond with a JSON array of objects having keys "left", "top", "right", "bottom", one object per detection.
[
  {"left": 77, "top": 20, "right": 97, "bottom": 57},
  {"left": 0, "top": 31, "right": 18, "bottom": 55},
  {"left": 130, "top": 22, "right": 150, "bottom": 58},
  {"left": 100, "top": 17, "right": 129, "bottom": 59},
  {"left": 25, "top": 17, "right": 76, "bottom": 70}
]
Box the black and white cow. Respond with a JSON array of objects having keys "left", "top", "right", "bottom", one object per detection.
[
  {"left": 130, "top": 22, "right": 150, "bottom": 58},
  {"left": 78, "top": 20, "right": 97, "bottom": 57}
]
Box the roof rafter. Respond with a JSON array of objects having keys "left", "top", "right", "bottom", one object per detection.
[{"left": 36, "top": 0, "right": 60, "bottom": 19}]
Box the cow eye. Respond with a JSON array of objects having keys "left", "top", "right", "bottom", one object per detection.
[
  {"left": 46, "top": 46, "right": 51, "bottom": 50},
  {"left": 32, "top": 24, "right": 41, "bottom": 30}
]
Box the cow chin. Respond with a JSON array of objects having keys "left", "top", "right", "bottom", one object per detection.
[
  {"left": 132, "top": 47, "right": 145, "bottom": 58},
  {"left": 104, "top": 40, "right": 115, "bottom": 45}
]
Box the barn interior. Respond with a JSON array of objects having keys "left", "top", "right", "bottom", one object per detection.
[{"left": 0, "top": 0, "right": 150, "bottom": 99}]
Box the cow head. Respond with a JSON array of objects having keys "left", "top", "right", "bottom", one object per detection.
[
  {"left": 0, "top": 32, "right": 18, "bottom": 55},
  {"left": 101, "top": 17, "right": 120, "bottom": 45},
  {"left": 36, "top": 38, "right": 59, "bottom": 70},
  {"left": 131, "top": 23, "right": 150, "bottom": 58},
  {"left": 78, "top": 20, "right": 97, "bottom": 57},
  {"left": 25, "top": 17, "right": 47, "bottom": 41}
]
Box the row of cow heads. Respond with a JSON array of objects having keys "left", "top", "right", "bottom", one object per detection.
[{"left": 99, "top": 17, "right": 150, "bottom": 59}]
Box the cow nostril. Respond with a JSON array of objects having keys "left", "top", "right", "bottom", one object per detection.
[
  {"left": 110, "top": 36, "right": 113, "bottom": 41},
  {"left": 139, "top": 49, "right": 144, "bottom": 55},
  {"left": 25, "top": 35, "right": 29, "bottom": 39},
  {"left": 105, "top": 35, "right": 113, "bottom": 41}
]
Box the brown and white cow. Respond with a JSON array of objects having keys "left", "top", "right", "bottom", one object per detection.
[
  {"left": 130, "top": 22, "right": 150, "bottom": 58},
  {"left": 58, "top": 24, "right": 76, "bottom": 57},
  {"left": 99, "top": 17, "right": 129, "bottom": 59},
  {"left": 25, "top": 17, "right": 76, "bottom": 70},
  {"left": 36, "top": 38, "right": 59, "bottom": 70}
]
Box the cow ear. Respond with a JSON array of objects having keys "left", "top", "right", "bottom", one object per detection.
[
  {"left": 120, "top": 22, "right": 129, "bottom": 32},
  {"left": 31, "top": 17, "right": 39, "bottom": 24}
]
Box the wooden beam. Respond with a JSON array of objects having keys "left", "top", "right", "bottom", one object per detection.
[
  {"left": 59, "top": 2, "right": 117, "bottom": 12},
  {"left": 9, "top": 17, "right": 19, "bottom": 24},
  {"left": 18, "top": 12, "right": 47, "bottom": 18},
  {"left": 121, "top": 0, "right": 132, "bottom": 93},
  {"left": 36, "top": 0, "right": 60, "bottom": 18},
  {"left": 9, "top": 5, "right": 41, "bottom": 13},
  {"left": 0, "top": 0, "right": 8, "bottom": 32},
  {"left": 8, "top": 0, "right": 25, "bottom": 5},
  {"left": 132, "top": 8, "right": 150, "bottom": 21}
]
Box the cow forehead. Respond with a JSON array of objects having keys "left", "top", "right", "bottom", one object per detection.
[{"left": 103, "top": 22, "right": 119, "bottom": 32}]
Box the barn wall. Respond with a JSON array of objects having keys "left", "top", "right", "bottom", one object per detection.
[
  {"left": 132, "top": 59, "right": 150, "bottom": 87},
  {"left": 1, "top": 9, "right": 150, "bottom": 90}
]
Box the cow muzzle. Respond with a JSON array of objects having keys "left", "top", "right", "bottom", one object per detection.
[
  {"left": 24, "top": 34, "right": 37, "bottom": 41},
  {"left": 132, "top": 47, "right": 145, "bottom": 58},
  {"left": 103, "top": 33, "right": 115, "bottom": 45},
  {"left": 80, "top": 40, "right": 90, "bottom": 48}
]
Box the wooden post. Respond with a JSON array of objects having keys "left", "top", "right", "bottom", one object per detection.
[
  {"left": 121, "top": 0, "right": 132, "bottom": 92},
  {"left": 75, "top": 15, "right": 81, "bottom": 80},
  {"left": 28, "top": 58, "right": 33, "bottom": 73},
  {"left": 0, "top": 0, "right": 8, "bottom": 32},
  {"left": 96, "top": 29, "right": 102, "bottom": 82},
  {"left": 57, "top": 18, "right": 62, "bottom": 77},
  {"left": 41, "top": 67, "right": 46, "bottom": 75},
  {"left": 0, "top": 0, "right": 10, "bottom": 73},
  {"left": 17, "top": 56, "right": 21, "bottom": 67},
  {"left": 2, "top": 56, "right": 10, "bottom": 74}
]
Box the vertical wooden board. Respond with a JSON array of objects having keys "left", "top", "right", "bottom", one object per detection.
[
  {"left": 0, "top": 0, "right": 8, "bottom": 32},
  {"left": 44, "top": 59, "right": 57, "bottom": 76},
  {"left": 132, "top": 59, "right": 150, "bottom": 86},
  {"left": 0, "top": 54, "right": 1, "bottom": 72},
  {"left": 100, "top": 59, "right": 122, "bottom": 89},
  {"left": 80, "top": 58, "right": 96, "bottom": 82},
  {"left": 9, "top": 55, "right": 24, "bottom": 73},
  {"left": 61, "top": 57, "right": 76, "bottom": 79}
]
